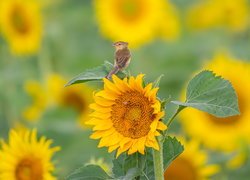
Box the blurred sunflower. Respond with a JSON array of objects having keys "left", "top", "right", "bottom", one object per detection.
[
  {"left": 86, "top": 74, "right": 167, "bottom": 157},
  {"left": 23, "top": 74, "right": 93, "bottom": 127},
  {"left": 179, "top": 53, "right": 250, "bottom": 152},
  {"left": 94, "top": 0, "right": 179, "bottom": 48},
  {"left": 0, "top": 129, "right": 60, "bottom": 180},
  {"left": 187, "top": 0, "right": 249, "bottom": 32},
  {"left": 47, "top": 74, "right": 94, "bottom": 128},
  {"left": 23, "top": 80, "right": 47, "bottom": 122},
  {"left": 164, "top": 138, "right": 219, "bottom": 180},
  {"left": 158, "top": 2, "right": 180, "bottom": 41},
  {"left": 0, "top": 0, "right": 42, "bottom": 55}
]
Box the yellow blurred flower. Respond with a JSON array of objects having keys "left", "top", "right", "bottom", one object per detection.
[
  {"left": 164, "top": 138, "right": 219, "bottom": 180},
  {"left": 0, "top": 0, "right": 42, "bottom": 55},
  {"left": 157, "top": 2, "right": 180, "bottom": 41},
  {"left": 0, "top": 129, "right": 60, "bottom": 180},
  {"left": 23, "top": 74, "right": 93, "bottom": 128},
  {"left": 86, "top": 74, "right": 167, "bottom": 157},
  {"left": 94, "top": 0, "right": 179, "bottom": 48},
  {"left": 187, "top": 0, "right": 249, "bottom": 32},
  {"left": 47, "top": 74, "right": 94, "bottom": 128},
  {"left": 179, "top": 53, "right": 250, "bottom": 152},
  {"left": 23, "top": 80, "right": 47, "bottom": 122}
]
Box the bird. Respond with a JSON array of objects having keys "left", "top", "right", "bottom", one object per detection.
[{"left": 106, "top": 41, "right": 131, "bottom": 79}]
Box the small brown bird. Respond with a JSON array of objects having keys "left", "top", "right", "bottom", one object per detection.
[{"left": 106, "top": 41, "right": 131, "bottom": 79}]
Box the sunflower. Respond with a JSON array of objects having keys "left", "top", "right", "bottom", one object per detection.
[
  {"left": 157, "top": 2, "right": 180, "bottom": 41},
  {"left": 0, "top": 129, "right": 60, "bottom": 180},
  {"left": 94, "top": 0, "right": 178, "bottom": 48},
  {"left": 164, "top": 138, "right": 219, "bottom": 180},
  {"left": 187, "top": 0, "right": 249, "bottom": 32},
  {"left": 86, "top": 74, "right": 167, "bottom": 157},
  {"left": 47, "top": 74, "right": 93, "bottom": 128},
  {"left": 23, "top": 74, "right": 93, "bottom": 127},
  {"left": 22, "top": 80, "right": 47, "bottom": 122},
  {"left": 179, "top": 53, "right": 250, "bottom": 152},
  {"left": 0, "top": 0, "right": 42, "bottom": 55}
]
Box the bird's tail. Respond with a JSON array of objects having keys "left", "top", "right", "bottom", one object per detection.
[{"left": 106, "top": 66, "right": 119, "bottom": 79}]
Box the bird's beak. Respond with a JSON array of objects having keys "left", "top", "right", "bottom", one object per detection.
[{"left": 112, "top": 43, "right": 116, "bottom": 47}]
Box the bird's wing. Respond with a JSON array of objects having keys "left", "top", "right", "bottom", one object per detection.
[{"left": 115, "top": 51, "right": 131, "bottom": 69}]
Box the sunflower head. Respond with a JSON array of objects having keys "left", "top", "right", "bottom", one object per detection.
[
  {"left": 0, "top": 129, "right": 60, "bottom": 180},
  {"left": 94, "top": 0, "right": 166, "bottom": 48},
  {"left": 22, "top": 80, "right": 47, "bottom": 122},
  {"left": 47, "top": 74, "right": 93, "bottom": 128},
  {"left": 187, "top": 0, "right": 248, "bottom": 32},
  {"left": 86, "top": 74, "right": 167, "bottom": 157},
  {"left": 0, "top": 0, "right": 42, "bottom": 54},
  {"left": 164, "top": 138, "right": 219, "bottom": 180}
]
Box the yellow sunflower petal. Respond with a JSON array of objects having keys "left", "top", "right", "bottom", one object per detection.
[
  {"left": 0, "top": 0, "right": 42, "bottom": 55},
  {"left": 95, "top": 90, "right": 117, "bottom": 100},
  {"left": 112, "top": 75, "right": 130, "bottom": 92},
  {"left": 93, "top": 121, "right": 113, "bottom": 131},
  {"left": 157, "top": 121, "right": 167, "bottom": 131},
  {"left": 103, "top": 78, "right": 122, "bottom": 95},
  {"left": 108, "top": 143, "right": 120, "bottom": 153},
  {"left": 90, "top": 129, "right": 115, "bottom": 139},
  {"left": 137, "top": 137, "right": 146, "bottom": 154},
  {"left": 94, "top": 96, "right": 114, "bottom": 107}
]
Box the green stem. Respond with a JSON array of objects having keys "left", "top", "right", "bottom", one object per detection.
[
  {"left": 166, "top": 106, "right": 185, "bottom": 128},
  {"left": 153, "top": 136, "right": 164, "bottom": 180},
  {"left": 162, "top": 105, "right": 185, "bottom": 141}
]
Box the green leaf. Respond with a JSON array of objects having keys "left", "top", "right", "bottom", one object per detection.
[
  {"left": 117, "top": 168, "right": 141, "bottom": 180},
  {"left": 143, "top": 149, "right": 154, "bottom": 180},
  {"left": 171, "top": 70, "right": 239, "bottom": 117},
  {"left": 112, "top": 153, "right": 145, "bottom": 178},
  {"left": 65, "top": 61, "right": 126, "bottom": 86},
  {"left": 163, "top": 136, "right": 184, "bottom": 169},
  {"left": 66, "top": 165, "right": 112, "bottom": 180}
]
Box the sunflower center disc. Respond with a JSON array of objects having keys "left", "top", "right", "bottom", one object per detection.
[
  {"left": 164, "top": 157, "right": 197, "bottom": 180},
  {"left": 11, "top": 6, "right": 30, "bottom": 35},
  {"left": 15, "top": 157, "right": 43, "bottom": 180},
  {"left": 62, "top": 91, "right": 86, "bottom": 112},
  {"left": 116, "top": 0, "right": 144, "bottom": 22},
  {"left": 111, "top": 91, "right": 155, "bottom": 139}
]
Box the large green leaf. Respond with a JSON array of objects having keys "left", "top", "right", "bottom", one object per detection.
[
  {"left": 66, "top": 165, "right": 112, "bottom": 180},
  {"left": 112, "top": 153, "right": 145, "bottom": 179},
  {"left": 65, "top": 61, "right": 126, "bottom": 86},
  {"left": 117, "top": 168, "right": 141, "bottom": 180},
  {"left": 163, "top": 136, "right": 184, "bottom": 169},
  {"left": 172, "top": 70, "right": 239, "bottom": 117}
]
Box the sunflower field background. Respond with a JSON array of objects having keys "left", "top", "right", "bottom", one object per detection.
[{"left": 0, "top": 0, "right": 250, "bottom": 179}]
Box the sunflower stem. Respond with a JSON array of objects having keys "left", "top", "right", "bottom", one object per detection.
[
  {"left": 153, "top": 136, "right": 164, "bottom": 180},
  {"left": 166, "top": 106, "right": 185, "bottom": 128}
]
